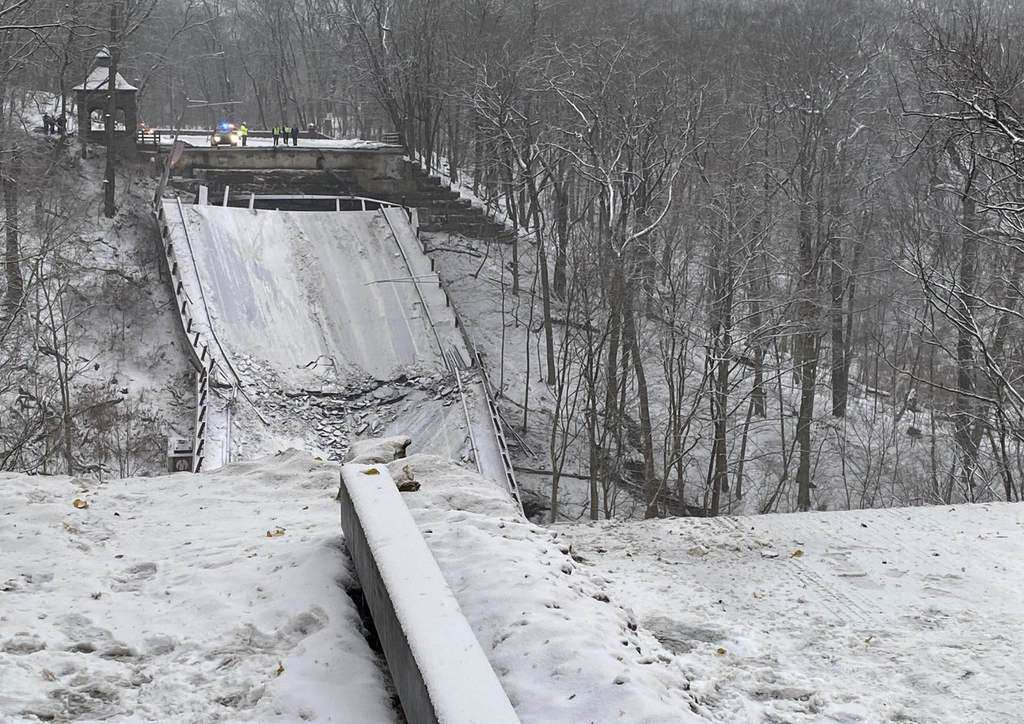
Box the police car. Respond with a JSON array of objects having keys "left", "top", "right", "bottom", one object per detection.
[{"left": 210, "top": 122, "right": 239, "bottom": 147}]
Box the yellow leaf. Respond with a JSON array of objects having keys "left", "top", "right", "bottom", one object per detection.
[
  {"left": 266, "top": 528, "right": 285, "bottom": 538},
  {"left": 363, "top": 468, "right": 380, "bottom": 475},
  {"left": 791, "top": 549, "right": 803, "bottom": 558},
  {"left": 73, "top": 499, "right": 89, "bottom": 509},
  {"left": 717, "top": 647, "right": 727, "bottom": 655},
  {"left": 864, "top": 636, "right": 873, "bottom": 644},
  {"left": 314, "top": 456, "right": 323, "bottom": 461},
  {"left": 275, "top": 663, "right": 284, "bottom": 677}
]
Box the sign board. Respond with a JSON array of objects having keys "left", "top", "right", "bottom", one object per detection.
[{"left": 167, "top": 437, "right": 194, "bottom": 473}]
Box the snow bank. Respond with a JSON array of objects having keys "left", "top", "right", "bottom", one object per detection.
[
  {"left": 346, "top": 436, "right": 412, "bottom": 465},
  {"left": 0, "top": 451, "right": 396, "bottom": 723},
  {"left": 560, "top": 505, "right": 1024, "bottom": 723},
  {"left": 396, "top": 454, "right": 707, "bottom": 724}
]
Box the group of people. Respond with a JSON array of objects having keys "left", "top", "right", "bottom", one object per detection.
[
  {"left": 42, "top": 113, "right": 66, "bottom": 135},
  {"left": 271, "top": 124, "right": 300, "bottom": 147}
]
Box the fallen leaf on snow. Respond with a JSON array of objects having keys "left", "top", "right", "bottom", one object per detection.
[
  {"left": 791, "top": 549, "right": 803, "bottom": 558},
  {"left": 72, "top": 499, "right": 89, "bottom": 509},
  {"left": 363, "top": 468, "right": 380, "bottom": 475},
  {"left": 717, "top": 647, "right": 727, "bottom": 655},
  {"left": 275, "top": 663, "right": 285, "bottom": 676},
  {"left": 266, "top": 528, "right": 285, "bottom": 538}
]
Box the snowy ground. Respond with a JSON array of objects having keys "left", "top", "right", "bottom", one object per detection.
[
  {"left": 5, "top": 448, "right": 1019, "bottom": 723},
  {"left": 0, "top": 452, "right": 398, "bottom": 723},
  {"left": 558, "top": 504, "right": 1024, "bottom": 724}
]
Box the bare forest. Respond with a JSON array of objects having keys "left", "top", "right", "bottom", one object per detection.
[{"left": 4, "top": 0, "right": 1024, "bottom": 519}]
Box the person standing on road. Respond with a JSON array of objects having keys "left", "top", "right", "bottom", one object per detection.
[
  {"left": 283, "top": 124, "right": 291, "bottom": 147},
  {"left": 290, "top": 124, "right": 299, "bottom": 147},
  {"left": 239, "top": 122, "right": 248, "bottom": 146},
  {"left": 272, "top": 125, "right": 280, "bottom": 147}
]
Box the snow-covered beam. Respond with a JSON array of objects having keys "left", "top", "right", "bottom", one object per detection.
[{"left": 338, "top": 463, "right": 521, "bottom": 724}]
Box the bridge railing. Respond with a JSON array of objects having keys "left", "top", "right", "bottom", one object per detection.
[
  {"left": 137, "top": 129, "right": 161, "bottom": 148},
  {"left": 154, "top": 200, "right": 214, "bottom": 473},
  {"left": 339, "top": 463, "right": 521, "bottom": 724},
  {"left": 379, "top": 207, "right": 523, "bottom": 512}
]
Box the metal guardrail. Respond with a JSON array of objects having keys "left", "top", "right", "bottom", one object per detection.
[
  {"left": 137, "top": 129, "right": 161, "bottom": 147},
  {"left": 154, "top": 200, "right": 213, "bottom": 473},
  {"left": 221, "top": 191, "right": 405, "bottom": 212}
]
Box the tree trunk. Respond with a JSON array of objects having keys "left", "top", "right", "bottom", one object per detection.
[
  {"left": 795, "top": 160, "right": 820, "bottom": 512},
  {"left": 829, "top": 222, "right": 849, "bottom": 417},
  {"left": 954, "top": 188, "right": 980, "bottom": 497},
  {"left": 2, "top": 148, "right": 23, "bottom": 318},
  {"left": 552, "top": 167, "right": 569, "bottom": 299}
]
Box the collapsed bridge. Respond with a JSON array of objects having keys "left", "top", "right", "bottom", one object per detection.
[{"left": 154, "top": 145, "right": 520, "bottom": 506}]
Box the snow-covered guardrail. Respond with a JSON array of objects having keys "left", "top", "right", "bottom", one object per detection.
[
  {"left": 154, "top": 200, "right": 213, "bottom": 472},
  {"left": 338, "top": 464, "right": 521, "bottom": 724},
  {"left": 380, "top": 208, "right": 523, "bottom": 512}
]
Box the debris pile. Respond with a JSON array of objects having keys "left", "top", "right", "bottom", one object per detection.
[{"left": 228, "top": 356, "right": 463, "bottom": 460}]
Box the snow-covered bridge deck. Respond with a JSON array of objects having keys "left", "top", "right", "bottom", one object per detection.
[
  {"left": 166, "top": 203, "right": 449, "bottom": 383},
  {"left": 159, "top": 200, "right": 518, "bottom": 502}
]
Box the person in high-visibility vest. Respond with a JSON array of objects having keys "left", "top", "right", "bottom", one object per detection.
[
  {"left": 272, "top": 125, "right": 280, "bottom": 146},
  {"left": 239, "top": 122, "right": 248, "bottom": 146},
  {"left": 283, "top": 125, "right": 291, "bottom": 148}
]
